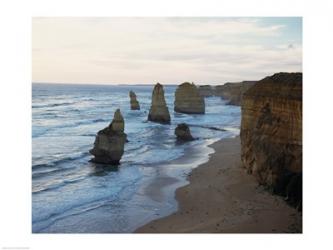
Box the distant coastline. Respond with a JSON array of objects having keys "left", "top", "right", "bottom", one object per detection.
[{"left": 32, "top": 82, "right": 179, "bottom": 86}]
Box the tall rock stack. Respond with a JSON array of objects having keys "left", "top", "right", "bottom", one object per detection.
[
  {"left": 90, "top": 109, "right": 127, "bottom": 165},
  {"left": 174, "top": 82, "right": 205, "bottom": 114},
  {"left": 148, "top": 83, "right": 171, "bottom": 124},
  {"left": 129, "top": 91, "right": 140, "bottom": 110},
  {"left": 240, "top": 72, "right": 302, "bottom": 209}
]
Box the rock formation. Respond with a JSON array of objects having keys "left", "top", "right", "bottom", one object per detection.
[
  {"left": 90, "top": 109, "right": 127, "bottom": 164},
  {"left": 215, "top": 81, "right": 256, "bottom": 105},
  {"left": 129, "top": 91, "right": 140, "bottom": 110},
  {"left": 198, "top": 85, "right": 214, "bottom": 97},
  {"left": 148, "top": 83, "right": 171, "bottom": 124},
  {"left": 175, "top": 123, "right": 194, "bottom": 141},
  {"left": 174, "top": 82, "right": 205, "bottom": 114},
  {"left": 240, "top": 72, "right": 302, "bottom": 209}
]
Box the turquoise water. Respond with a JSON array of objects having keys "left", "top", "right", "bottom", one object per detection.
[{"left": 32, "top": 83, "right": 241, "bottom": 233}]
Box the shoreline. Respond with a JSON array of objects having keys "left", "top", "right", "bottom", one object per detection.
[
  {"left": 33, "top": 137, "right": 220, "bottom": 233},
  {"left": 136, "top": 137, "right": 302, "bottom": 233}
]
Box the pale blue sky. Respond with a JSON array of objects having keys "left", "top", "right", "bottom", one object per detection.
[{"left": 32, "top": 17, "right": 302, "bottom": 84}]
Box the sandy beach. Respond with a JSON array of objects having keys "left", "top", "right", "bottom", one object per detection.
[{"left": 136, "top": 137, "right": 302, "bottom": 233}]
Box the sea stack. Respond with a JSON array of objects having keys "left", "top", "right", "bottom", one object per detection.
[
  {"left": 174, "top": 82, "right": 205, "bottom": 114},
  {"left": 129, "top": 90, "right": 140, "bottom": 110},
  {"left": 90, "top": 109, "right": 127, "bottom": 165},
  {"left": 175, "top": 123, "right": 194, "bottom": 141},
  {"left": 240, "top": 72, "right": 302, "bottom": 209},
  {"left": 148, "top": 83, "right": 171, "bottom": 124}
]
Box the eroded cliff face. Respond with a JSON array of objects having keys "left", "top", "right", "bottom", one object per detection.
[
  {"left": 240, "top": 72, "right": 302, "bottom": 209},
  {"left": 198, "top": 85, "right": 214, "bottom": 97},
  {"left": 216, "top": 81, "right": 256, "bottom": 105}
]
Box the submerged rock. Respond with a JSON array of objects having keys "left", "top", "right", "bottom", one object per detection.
[
  {"left": 90, "top": 109, "right": 127, "bottom": 164},
  {"left": 240, "top": 72, "right": 302, "bottom": 209},
  {"left": 148, "top": 83, "right": 171, "bottom": 124},
  {"left": 174, "top": 82, "right": 205, "bottom": 114},
  {"left": 129, "top": 90, "right": 140, "bottom": 110},
  {"left": 175, "top": 123, "right": 194, "bottom": 141}
]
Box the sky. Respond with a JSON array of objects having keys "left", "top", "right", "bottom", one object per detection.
[{"left": 32, "top": 17, "right": 302, "bottom": 85}]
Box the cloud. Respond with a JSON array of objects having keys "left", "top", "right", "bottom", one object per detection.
[{"left": 32, "top": 17, "right": 302, "bottom": 84}]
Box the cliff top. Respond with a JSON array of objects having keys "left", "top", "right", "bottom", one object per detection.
[
  {"left": 179, "top": 82, "right": 195, "bottom": 87},
  {"left": 243, "top": 72, "right": 302, "bottom": 100}
]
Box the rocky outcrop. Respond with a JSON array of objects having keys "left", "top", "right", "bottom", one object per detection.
[
  {"left": 174, "top": 82, "right": 205, "bottom": 114},
  {"left": 148, "top": 83, "right": 171, "bottom": 124},
  {"left": 198, "top": 85, "right": 214, "bottom": 97},
  {"left": 215, "top": 81, "right": 256, "bottom": 105},
  {"left": 90, "top": 109, "right": 127, "bottom": 164},
  {"left": 175, "top": 123, "right": 194, "bottom": 141},
  {"left": 240, "top": 72, "right": 302, "bottom": 209},
  {"left": 129, "top": 91, "right": 140, "bottom": 110}
]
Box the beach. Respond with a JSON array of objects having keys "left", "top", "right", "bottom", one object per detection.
[{"left": 136, "top": 137, "right": 302, "bottom": 233}]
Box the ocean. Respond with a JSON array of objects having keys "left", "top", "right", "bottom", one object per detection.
[{"left": 32, "top": 83, "right": 241, "bottom": 233}]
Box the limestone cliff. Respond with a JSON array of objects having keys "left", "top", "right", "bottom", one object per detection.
[
  {"left": 216, "top": 81, "right": 256, "bottom": 105},
  {"left": 198, "top": 85, "right": 214, "bottom": 97},
  {"left": 90, "top": 109, "right": 127, "bottom": 164},
  {"left": 240, "top": 72, "right": 302, "bottom": 209},
  {"left": 174, "top": 82, "right": 205, "bottom": 114},
  {"left": 129, "top": 91, "right": 140, "bottom": 110},
  {"left": 148, "top": 83, "right": 171, "bottom": 124}
]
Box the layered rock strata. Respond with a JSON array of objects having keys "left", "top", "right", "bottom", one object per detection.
[
  {"left": 174, "top": 82, "right": 205, "bottom": 114},
  {"left": 240, "top": 72, "right": 302, "bottom": 209},
  {"left": 198, "top": 85, "right": 214, "bottom": 97},
  {"left": 148, "top": 83, "right": 171, "bottom": 124},
  {"left": 215, "top": 81, "right": 256, "bottom": 105},
  {"left": 90, "top": 109, "right": 127, "bottom": 164}
]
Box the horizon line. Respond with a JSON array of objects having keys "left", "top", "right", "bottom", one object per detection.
[{"left": 31, "top": 80, "right": 256, "bottom": 86}]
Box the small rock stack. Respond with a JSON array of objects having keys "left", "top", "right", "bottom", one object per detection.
[
  {"left": 129, "top": 90, "right": 140, "bottom": 110},
  {"left": 148, "top": 83, "right": 171, "bottom": 124},
  {"left": 90, "top": 109, "right": 127, "bottom": 164},
  {"left": 175, "top": 123, "right": 194, "bottom": 141}
]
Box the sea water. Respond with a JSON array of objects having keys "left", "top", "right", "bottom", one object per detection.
[{"left": 32, "top": 83, "right": 241, "bottom": 233}]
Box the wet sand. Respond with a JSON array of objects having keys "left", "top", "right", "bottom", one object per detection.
[{"left": 136, "top": 137, "right": 302, "bottom": 233}]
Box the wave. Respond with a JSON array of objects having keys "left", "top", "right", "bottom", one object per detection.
[
  {"left": 32, "top": 197, "right": 114, "bottom": 232},
  {"left": 32, "top": 152, "right": 90, "bottom": 178},
  {"left": 187, "top": 124, "right": 227, "bottom": 131},
  {"left": 32, "top": 118, "right": 108, "bottom": 138},
  {"left": 32, "top": 102, "right": 77, "bottom": 109},
  {"left": 32, "top": 176, "right": 87, "bottom": 194},
  {"left": 92, "top": 118, "right": 108, "bottom": 123},
  {"left": 32, "top": 177, "right": 142, "bottom": 232},
  {"left": 81, "top": 133, "right": 97, "bottom": 137}
]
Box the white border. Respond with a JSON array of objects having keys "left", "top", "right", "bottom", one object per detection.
[{"left": 1, "top": 0, "right": 333, "bottom": 249}]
